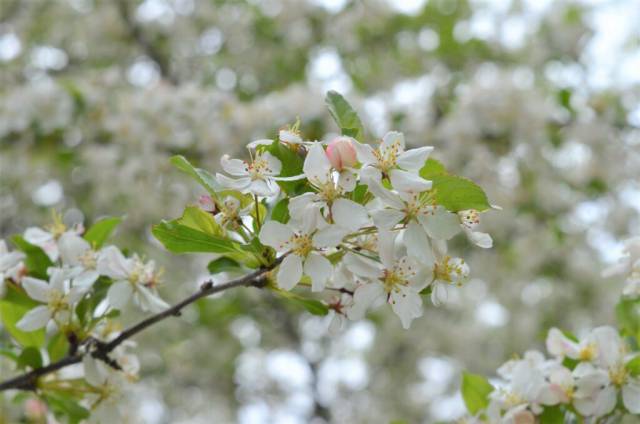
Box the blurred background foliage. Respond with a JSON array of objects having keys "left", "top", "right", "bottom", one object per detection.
[{"left": 1, "top": 0, "right": 639, "bottom": 422}]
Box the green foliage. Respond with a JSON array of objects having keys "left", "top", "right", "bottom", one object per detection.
[
  {"left": 0, "top": 284, "right": 46, "bottom": 347},
  {"left": 420, "top": 158, "right": 491, "bottom": 212},
  {"left": 616, "top": 298, "right": 640, "bottom": 340},
  {"left": 539, "top": 405, "right": 565, "bottom": 424},
  {"left": 45, "top": 393, "right": 90, "bottom": 424},
  {"left": 626, "top": 355, "right": 640, "bottom": 376},
  {"left": 325, "top": 90, "right": 364, "bottom": 141},
  {"left": 17, "top": 346, "right": 43, "bottom": 369},
  {"left": 152, "top": 221, "right": 240, "bottom": 254},
  {"left": 178, "top": 205, "right": 223, "bottom": 236},
  {"left": 266, "top": 139, "right": 307, "bottom": 195},
  {"left": 207, "top": 257, "right": 242, "bottom": 274},
  {"left": 170, "top": 155, "right": 220, "bottom": 196},
  {"left": 270, "top": 198, "right": 290, "bottom": 224},
  {"left": 84, "top": 216, "right": 122, "bottom": 248},
  {"left": 461, "top": 372, "right": 493, "bottom": 415},
  {"left": 274, "top": 289, "right": 329, "bottom": 316},
  {"left": 11, "top": 235, "right": 53, "bottom": 280},
  {"left": 47, "top": 332, "right": 70, "bottom": 362}
]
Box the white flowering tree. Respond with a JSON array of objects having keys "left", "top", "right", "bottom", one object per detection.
[
  {"left": 459, "top": 238, "right": 640, "bottom": 423},
  {"left": 0, "top": 93, "right": 496, "bottom": 422}
]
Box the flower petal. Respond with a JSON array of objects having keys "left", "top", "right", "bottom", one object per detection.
[
  {"left": 381, "top": 131, "right": 405, "bottom": 152},
  {"left": 389, "top": 285, "right": 422, "bottom": 329},
  {"left": 388, "top": 169, "right": 432, "bottom": 193},
  {"left": 351, "top": 141, "right": 377, "bottom": 165},
  {"left": 348, "top": 282, "right": 384, "bottom": 320},
  {"left": 107, "top": 280, "right": 133, "bottom": 310},
  {"left": 259, "top": 221, "right": 294, "bottom": 252},
  {"left": 377, "top": 230, "right": 396, "bottom": 269},
  {"left": 304, "top": 253, "right": 332, "bottom": 292},
  {"left": 313, "top": 225, "right": 347, "bottom": 248},
  {"left": 403, "top": 222, "right": 435, "bottom": 266},
  {"left": 261, "top": 151, "right": 282, "bottom": 176},
  {"left": 623, "top": 380, "right": 640, "bottom": 414},
  {"left": 97, "top": 246, "right": 131, "bottom": 280},
  {"left": 332, "top": 199, "right": 369, "bottom": 232},
  {"left": 397, "top": 146, "right": 433, "bottom": 171},
  {"left": 58, "top": 233, "right": 91, "bottom": 267},
  {"left": 419, "top": 207, "right": 461, "bottom": 240},
  {"left": 21, "top": 277, "right": 51, "bottom": 303},
  {"left": 216, "top": 173, "right": 252, "bottom": 191},
  {"left": 16, "top": 305, "right": 51, "bottom": 331},
  {"left": 371, "top": 208, "right": 405, "bottom": 230},
  {"left": 277, "top": 254, "right": 303, "bottom": 290},
  {"left": 303, "top": 143, "right": 332, "bottom": 185},
  {"left": 220, "top": 154, "right": 248, "bottom": 176}
]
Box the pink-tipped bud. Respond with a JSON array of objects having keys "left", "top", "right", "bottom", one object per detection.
[
  {"left": 326, "top": 137, "right": 357, "bottom": 171},
  {"left": 198, "top": 195, "right": 216, "bottom": 212},
  {"left": 24, "top": 399, "right": 47, "bottom": 420}
]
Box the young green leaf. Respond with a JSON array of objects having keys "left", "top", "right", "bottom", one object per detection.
[
  {"left": 207, "top": 257, "right": 243, "bottom": 274},
  {"left": 0, "top": 284, "right": 46, "bottom": 348},
  {"left": 11, "top": 235, "right": 53, "bottom": 280},
  {"left": 419, "top": 158, "right": 448, "bottom": 179},
  {"left": 275, "top": 289, "right": 329, "bottom": 316},
  {"left": 178, "top": 205, "right": 223, "bottom": 236},
  {"left": 270, "top": 198, "right": 290, "bottom": 224},
  {"left": 84, "top": 216, "right": 122, "bottom": 248},
  {"left": 152, "top": 221, "right": 241, "bottom": 254},
  {"left": 266, "top": 140, "right": 307, "bottom": 195},
  {"left": 431, "top": 175, "right": 491, "bottom": 212},
  {"left": 539, "top": 405, "right": 565, "bottom": 424},
  {"left": 461, "top": 372, "right": 493, "bottom": 415},
  {"left": 17, "top": 346, "right": 43, "bottom": 369},
  {"left": 626, "top": 355, "right": 640, "bottom": 376},
  {"left": 170, "top": 155, "right": 220, "bottom": 196},
  {"left": 325, "top": 90, "right": 364, "bottom": 141}
]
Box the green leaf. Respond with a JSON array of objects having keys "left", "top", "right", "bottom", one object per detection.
[
  {"left": 152, "top": 221, "right": 241, "bottom": 254},
  {"left": 45, "top": 394, "right": 90, "bottom": 424},
  {"left": 431, "top": 175, "right": 491, "bottom": 212},
  {"left": 271, "top": 198, "right": 290, "bottom": 224},
  {"left": 266, "top": 140, "right": 307, "bottom": 195},
  {"left": 325, "top": 90, "right": 364, "bottom": 141},
  {"left": 351, "top": 183, "right": 371, "bottom": 205},
  {"left": 48, "top": 333, "right": 70, "bottom": 362},
  {"left": 0, "top": 284, "right": 46, "bottom": 347},
  {"left": 419, "top": 158, "right": 448, "bottom": 179},
  {"left": 275, "top": 289, "right": 329, "bottom": 316},
  {"left": 616, "top": 298, "right": 640, "bottom": 339},
  {"left": 461, "top": 372, "right": 493, "bottom": 415},
  {"left": 17, "top": 346, "right": 42, "bottom": 369},
  {"left": 539, "top": 405, "right": 565, "bottom": 424},
  {"left": 11, "top": 235, "right": 53, "bottom": 279},
  {"left": 207, "top": 257, "right": 242, "bottom": 274},
  {"left": 178, "top": 205, "right": 222, "bottom": 236},
  {"left": 84, "top": 216, "right": 122, "bottom": 248},
  {"left": 170, "top": 155, "right": 220, "bottom": 196},
  {"left": 626, "top": 355, "right": 640, "bottom": 376}
]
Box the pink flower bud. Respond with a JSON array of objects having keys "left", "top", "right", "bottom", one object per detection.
[
  {"left": 24, "top": 398, "right": 47, "bottom": 420},
  {"left": 198, "top": 195, "right": 216, "bottom": 212},
  {"left": 326, "top": 137, "right": 357, "bottom": 171}
]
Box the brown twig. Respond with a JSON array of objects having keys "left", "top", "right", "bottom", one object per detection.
[{"left": 0, "top": 260, "right": 280, "bottom": 392}]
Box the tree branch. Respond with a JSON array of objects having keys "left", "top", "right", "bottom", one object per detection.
[{"left": 0, "top": 261, "right": 280, "bottom": 392}]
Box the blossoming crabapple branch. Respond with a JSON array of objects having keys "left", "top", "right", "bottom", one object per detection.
[{"left": 0, "top": 258, "right": 282, "bottom": 392}]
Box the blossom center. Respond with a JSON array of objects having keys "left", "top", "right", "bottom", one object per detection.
[
  {"left": 291, "top": 234, "right": 313, "bottom": 257},
  {"left": 374, "top": 139, "right": 402, "bottom": 173},
  {"left": 609, "top": 364, "right": 628, "bottom": 386},
  {"left": 247, "top": 156, "right": 273, "bottom": 180},
  {"left": 434, "top": 256, "right": 468, "bottom": 284}
]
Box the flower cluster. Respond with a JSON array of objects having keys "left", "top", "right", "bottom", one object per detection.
[
  {"left": 208, "top": 122, "right": 494, "bottom": 329},
  {"left": 0, "top": 93, "right": 494, "bottom": 422},
  {"left": 460, "top": 235, "right": 640, "bottom": 423},
  {"left": 14, "top": 213, "right": 167, "bottom": 333},
  {"left": 470, "top": 326, "right": 640, "bottom": 423}
]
